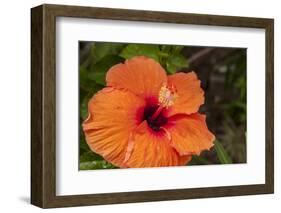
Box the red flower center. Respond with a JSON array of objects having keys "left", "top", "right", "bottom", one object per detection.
[
  {"left": 143, "top": 104, "right": 168, "bottom": 131},
  {"left": 139, "top": 84, "right": 179, "bottom": 132}
]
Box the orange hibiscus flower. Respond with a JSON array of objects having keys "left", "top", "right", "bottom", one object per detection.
[{"left": 83, "top": 56, "right": 215, "bottom": 168}]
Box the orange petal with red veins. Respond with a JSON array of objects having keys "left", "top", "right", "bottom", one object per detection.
[
  {"left": 106, "top": 56, "right": 167, "bottom": 98},
  {"left": 83, "top": 88, "right": 145, "bottom": 168},
  {"left": 166, "top": 113, "right": 215, "bottom": 155},
  {"left": 167, "top": 72, "right": 204, "bottom": 116},
  {"left": 125, "top": 121, "right": 191, "bottom": 168}
]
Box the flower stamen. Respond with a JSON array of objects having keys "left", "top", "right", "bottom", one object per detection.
[
  {"left": 149, "top": 84, "right": 178, "bottom": 122},
  {"left": 158, "top": 84, "right": 178, "bottom": 108}
]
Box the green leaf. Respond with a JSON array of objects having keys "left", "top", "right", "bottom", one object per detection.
[
  {"left": 79, "top": 137, "right": 89, "bottom": 153},
  {"left": 189, "top": 155, "right": 210, "bottom": 165},
  {"left": 80, "top": 65, "right": 103, "bottom": 92},
  {"left": 172, "top": 45, "right": 184, "bottom": 53},
  {"left": 79, "top": 89, "right": 89, "bottom": 119},
  {"left": 80, "top": 160, "right": 117, "bottom": 170},
  {"left": 214, "top": 140, "right": 232, "bottom": 164},
  {"left": 89, "top": 55, "right": 124, "bottom": 86},
  {"left": 160, "top": 45, "right": 183, "bottom": 54},
  {"left": 166, "top": 54, "right": 188, "bottom": 74},
  {"left": 119, "top": 44, "right": 188, "bottom": 75},
  {"left": 80, "top": 97, "right": 89, "bottom": 120},
  {"left": 90, "top": 43, "right": 125, "bottom": 64},
  {"left": 80, "top": 151, "right": 104, "bottom": 162},
  {"left": 79, "top": 65, "right": 90, "bottom": 86},
  {"left": 120, "top": 44, "right": 160, "bottom": 62}
]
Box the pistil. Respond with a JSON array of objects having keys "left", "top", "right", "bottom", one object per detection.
[{"left": 149, "top": 105, "right": 164, "bottom": 121}]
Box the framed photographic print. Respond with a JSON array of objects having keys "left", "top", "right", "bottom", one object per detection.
[{"left": 31, "top": 4, "right": 274, "bottom": 208}]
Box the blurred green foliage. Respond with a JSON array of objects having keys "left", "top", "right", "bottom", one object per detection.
[
  {"left": 189, "top": 140, "right": 232, "bottom": 165},
  {"left": 224, "top": 51, "right": 247, "bottom": 125},
  {"left": 80, "top": 161, "right": 117, "bottom": 170},
  {"left": 214, "top": 140, "right": 233, "bottom": 164},
  {"left": 219, "top": 51, "right": 247, "bottom": 163},
  {"left": 120, "top": 44, "right": 188, "bottom": 74}
]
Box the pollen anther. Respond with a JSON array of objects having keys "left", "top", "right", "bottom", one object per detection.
[{"left": 158, "top": 84, "right": 178, "bottom": 108}]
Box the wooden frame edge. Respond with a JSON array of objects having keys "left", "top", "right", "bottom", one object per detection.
[
  {"left": 265, "top": 18, "right": 274, "bottom": 194},
  {"left": 31, "top": 5, "right": 44, "bottom": 208}
]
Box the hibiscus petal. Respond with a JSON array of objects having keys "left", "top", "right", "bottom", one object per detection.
[
  {"left": 83, "top": 88, "right": 145, "bottom": 168},
  {"left": 167, "top": 72, "right": 204, "bottom": 116},
  {"left": 106, "top": 56, "right": 167, "bottom": 98},
  {"left": 166, "top": 113, "right": 215, "bottom": 155},
  {"left": 125, "top": 121, "right": 191, "bottom": 168}
]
